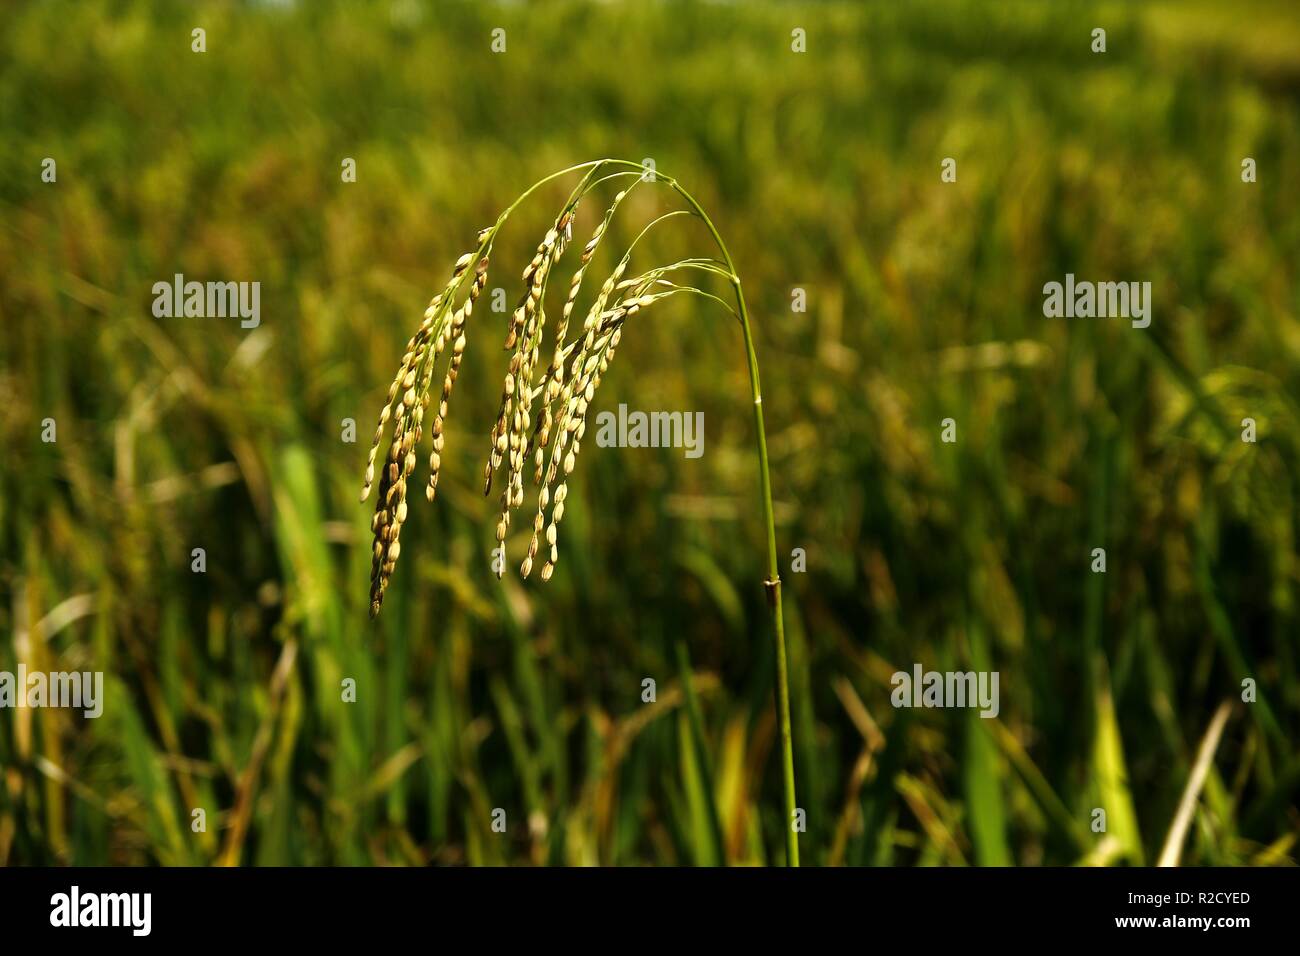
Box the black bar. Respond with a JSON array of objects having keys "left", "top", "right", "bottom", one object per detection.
[{"left": 0, "top": 866, "right": 1283, "bottom": 942}]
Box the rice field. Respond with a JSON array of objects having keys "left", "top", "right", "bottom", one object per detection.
[{"left": 1, "top": 0, "right": 1298, "bottom": 866}]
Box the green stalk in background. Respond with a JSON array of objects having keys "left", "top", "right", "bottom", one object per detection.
[{"left": 362, "top": 158, "right": 799, "bottom": 866}]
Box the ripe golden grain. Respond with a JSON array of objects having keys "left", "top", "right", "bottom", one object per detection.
[{"left": 365, "top": 164, "right": 731, "bottom": 605}]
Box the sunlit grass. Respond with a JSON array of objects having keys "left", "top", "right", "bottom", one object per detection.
[{"left": 0, "top": 0, "right": 1297, "bottom": 866}]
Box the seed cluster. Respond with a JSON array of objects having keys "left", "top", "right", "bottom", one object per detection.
[
  {"left": 483, "top": 210, "right": 571, "bottom": 555},
  {"left": 362, "top": 167, "right": 724, "bottom": 617},
  {"left": 362, "top": 245, "right": 487, "bottom": 618}
]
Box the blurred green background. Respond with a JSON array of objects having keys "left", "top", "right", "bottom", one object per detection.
[{"left": 2, "top": 0, "right": 1299, "bottom": 866}]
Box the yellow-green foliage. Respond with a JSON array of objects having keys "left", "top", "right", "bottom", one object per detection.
[{"left": 1, "top": 0, "right": 1298, "bottom": 865}]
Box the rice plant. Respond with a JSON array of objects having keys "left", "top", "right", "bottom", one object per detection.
[{"left": 360, "top": 159, "right": 800, "bottom": 865}]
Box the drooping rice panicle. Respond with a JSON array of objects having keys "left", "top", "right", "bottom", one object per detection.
[
  {"left": 366, "top": 245, "right": 483, "bottom": 616},
  {"left": 361, "top": 158, "right": 799, "bottom": 866},
  {"left": 484, "top": 220, "right": 563, "bottom": 500},
  {"left": 427, "top": 255, "right": 490, "bottom": 502},
  {"left": 360, "top": 290, "right": 443, "bottom": 504},
  {"left": 484, "top": 222, "right": 562, "bottom": 567},
  {"left": 524, "top": 296, "right": 629, "bottom": 579},
  {"left": 368, "top": 167, "right": 744, "bottom": 596},
  {"left": 529, "top": 188, "right": 634, "bottom": 483},
  {"left": 519, "top": 297, "right": 618, "bottom": 579}
]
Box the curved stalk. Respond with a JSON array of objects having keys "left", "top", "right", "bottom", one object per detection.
[
  {"left": 595, "top": 160, "right": 799, "bottom": 866},
  {"left": 670, "top": 182, "right": 799, "bottom": 868}
]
